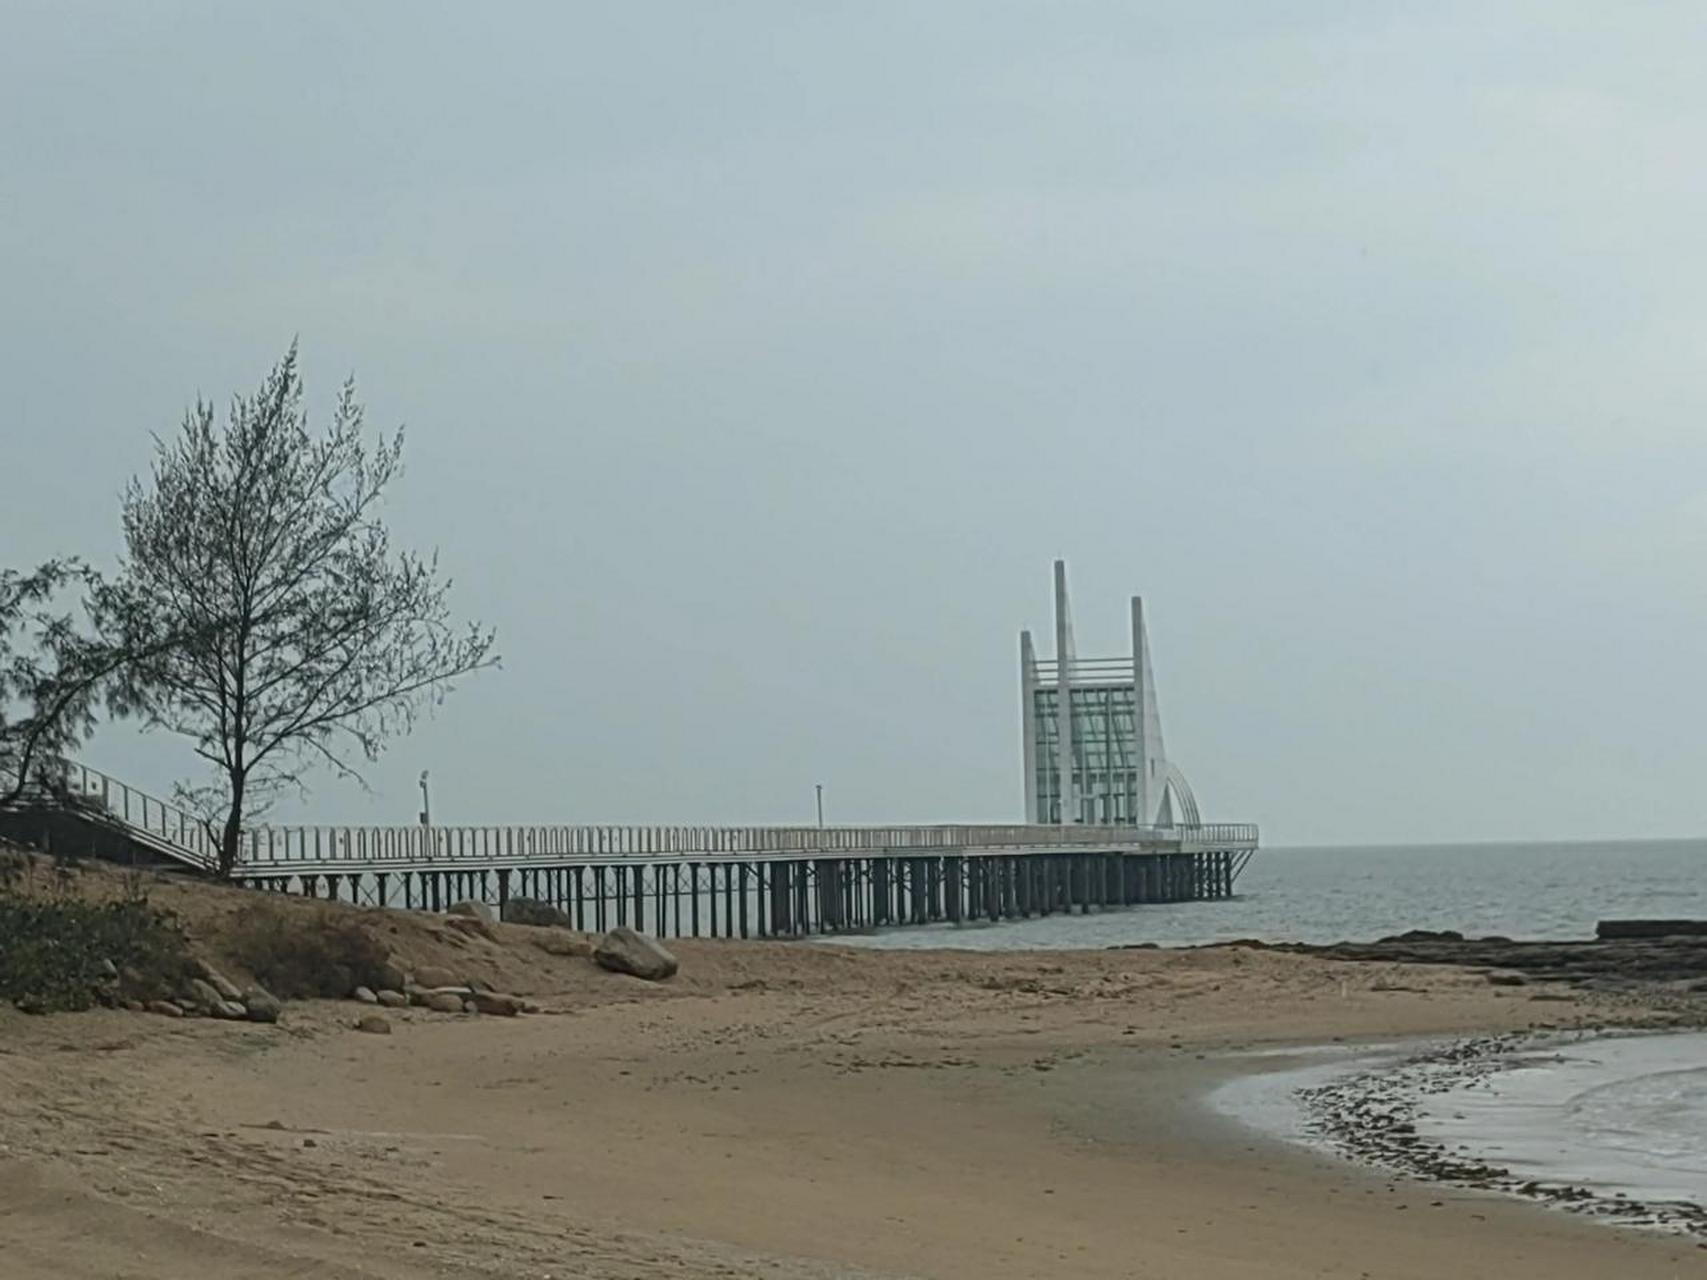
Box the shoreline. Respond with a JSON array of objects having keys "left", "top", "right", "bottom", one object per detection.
[
  {"left": 1228, "top": 1028, "right": 1707, "bottom": 1238},
  {"left": 4, "top": 859, "right": 1707, "bottom": 1277}
]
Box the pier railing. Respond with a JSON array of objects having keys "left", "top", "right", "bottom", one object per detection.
[
  {"left": 7, "top": 757, "right": 1256, "bottom": 877},
  {"left": 230, "top": 819, "right": 1259, "bottom": 873}
]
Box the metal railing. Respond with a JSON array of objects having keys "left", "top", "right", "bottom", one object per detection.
[
  {"left": 10, "top": 757, "right": 1256, "bottom": 876},
  {"left": 3, "top": 757, "right": 220, "bottom": 872},
  {"left": 231, "top": 820, "right": 1259, "bottom": 873}
]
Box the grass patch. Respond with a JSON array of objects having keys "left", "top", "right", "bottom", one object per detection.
[
  {"left": 228, "top": 902, "right": 392, "bottom": 999},
  {"left": 0, "top": 854, "right": 192, "bottom": 1013}
]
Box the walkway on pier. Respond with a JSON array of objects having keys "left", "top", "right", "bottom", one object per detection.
[{"left": 6, "top": 759, "right": 1260, "bottom": 940}]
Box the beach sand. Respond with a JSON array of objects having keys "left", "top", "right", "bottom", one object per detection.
[{"left": 3, "top": 909, "right": 1704, "bottom": 1280}]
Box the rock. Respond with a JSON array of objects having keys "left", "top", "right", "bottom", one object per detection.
[
  {"left": 1486, "top": 971, "right": 1527, "bottom": 987},
  {"left": 462, "top": 999, "right": 477, "bottom": 1014},
  {"left": 375, "top": 958, "right": 408, "bottom": 992},
  {"left": 375, "top": 989, "right": 407, "bottom": 1008},
  {"left": 355, "top": 1013, "right": 392, "bottom": 1035},
  {"left": 121, "top": 999, "right": 146, "bottom": 1013},
  {"left": 501, "top": 897, "right": 572, "bottom": 928},
  {"left": 447, "top": 900, "right": 496, "bottom": 925},
  {"left": 15, "top": 994, "right": 48, "bottom": 1015},
  {"left": 185, "top": 978, "right": 226, "bottom": 1012},
  {"left": 1597, "top": 919, "right": 1707, "bottom": 940},
  {"left": 530, "top": 929, "right": 591, "bottom": 958},
  {"left": 242, "top": 988, "right": 283, "bottom": 1023},
  {"left": 425, "top": 991, "right": 466, "bottom": 1014},
  {"left": 97, "top": 958, "right": 119, "bottom": 980},
  {"left": 203, "top": 968, "right": 243, "bottom": 1002},
  {"left": 469, "top": 990, "right": 525, "bottom": 1017},
  {"left": 408, "top": 985, "right": 473, "bottom": 1007},
  {"left": 592, "top": 927, "right": 679, "bottom": 981},
  {"left": 147, "top": 1000, "right": 185, "bottom": 1018},
  {"left": 444, "top": 915, "right": 495, "bottom": 941},
  {"left": 214, "top": 1000, "right": 248, "bottom": 1020},
  {"left": 352, "top": 986, "right": 378, "bottom": 1004},
  {"left": 413, "top": 965, "right": 460, "bottom": 990}
]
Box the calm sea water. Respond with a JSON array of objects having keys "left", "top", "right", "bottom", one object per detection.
[{"left": 843, "top": 839, "right": 1707, "bottom": 950}]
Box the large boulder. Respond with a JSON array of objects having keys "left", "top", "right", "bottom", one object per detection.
[
  {"left": 447, "top": 900, "right": 496, "bottom": 925},
  {"left": 501, "top": 897, "right": 572, "bottom": 928},
  {"left": 592, "top": 928, "right": 678, "bottom": 982},
  {"left": 424, "top": 991, "right": 466, "bottom": 1014},
  {"left": 191, "top": 961, "right": 244, "bottom": 1003}
]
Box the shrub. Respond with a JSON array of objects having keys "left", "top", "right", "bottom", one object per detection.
[
  {"left": 229, "top": 904, "right": 391, "bottom": 999},
  {"left": 0, "top": 863, "right": 191, "bottom": 1012}
]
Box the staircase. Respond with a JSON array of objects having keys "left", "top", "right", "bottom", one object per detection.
[{"left": 0, "top": 758, "right": 217, "bottom": 873}]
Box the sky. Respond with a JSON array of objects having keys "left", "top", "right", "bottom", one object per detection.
[{"left": 4, "top": 2, "right": 1706, "bottom": 847}]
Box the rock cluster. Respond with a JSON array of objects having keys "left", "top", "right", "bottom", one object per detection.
[{"left": 124, "top": 920, "right": 676, "bottom": 1030}]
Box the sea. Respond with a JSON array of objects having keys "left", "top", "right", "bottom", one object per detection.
[
  {"left": 838, "top": 838, "right": 1707, "bottom": 951},
  {"left": 842, "top": 837, "right": 1707, "bottom": 1229}
]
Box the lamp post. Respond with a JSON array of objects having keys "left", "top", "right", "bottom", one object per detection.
[
  {"left": 815, "top": 783, "right": 824, "bottom": 830},
  {"left": 418, "top": 770, "right": 431, "bottom": 827}
]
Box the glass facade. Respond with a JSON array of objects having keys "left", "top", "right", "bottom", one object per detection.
[{"left": 1031, "top": 685, "right": 1143, "bottom": 824}]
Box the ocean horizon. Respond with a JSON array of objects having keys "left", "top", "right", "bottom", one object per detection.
[{"left": 842, "top": 837, "right": 1707, "bottom": 950}]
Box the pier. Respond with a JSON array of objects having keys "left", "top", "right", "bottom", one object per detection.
[{"left": 3, "top": 760, "right": 1258, "bottom": 941}]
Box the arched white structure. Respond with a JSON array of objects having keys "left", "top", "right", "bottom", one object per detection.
[{"left": 1020, "top": 562, "right": 1202, "bottom": 828}]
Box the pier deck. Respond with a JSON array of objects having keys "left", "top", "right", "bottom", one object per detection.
[{"left": 6, "top": 760, "right": 1259, "bottom": 940}]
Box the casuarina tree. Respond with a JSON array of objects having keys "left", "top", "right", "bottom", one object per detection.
[
  {"left": 0, "top": 561, "right": 124, "bottom": 806},
  {"left": 115, "top": 343, "right": 496, "bottom": 875}
]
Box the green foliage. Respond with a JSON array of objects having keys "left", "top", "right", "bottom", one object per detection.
[
  {"left": 227, "top": 902, "right": 391, "bottom": 999},
  {"left": 0, "top": 860, "right": 191, "bottom": 1013},
  {"left": 114, "top": 343, "right": 497, "bottom": 874}
]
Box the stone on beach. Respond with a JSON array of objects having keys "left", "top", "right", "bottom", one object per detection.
[
  {"left": 469, "top": 990, "right": 525, "bottom": 1017},
  {"left": 593, "top": 927, "right": 678, "bottom": 981},
  {"left": 500, "top": 897, "right": 572, "bottom": 928},
  {"left": 412, "top": 964, "right": 460, "bottom": 990},
  {"left": 375, "top": 989, "right": 407, "bottom": 1008},
  {"left": 355, "top": 1013, "right": 392, "bottom": 1035},
  {"left": 424, "top": 991, "right": 466, "bottom": 1014},
  {"left": 352, "top": 986, "right": 378, "bottom": 1004},
  {"left": 447, "top": 900, "right": 496, "bottom": 925},
  {"left": 146, "top": 1000, "right": 184, "bottom": 1018},
  {"left": 242, "top": 988, "right": 283, "bottom": 1023}
]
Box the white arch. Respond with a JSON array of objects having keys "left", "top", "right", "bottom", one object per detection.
[{"left": 1152, "top": 763, "right": 1200, "bottom": 828}]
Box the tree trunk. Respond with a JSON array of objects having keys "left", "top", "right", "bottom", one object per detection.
[{"left": 218, "top": 771, "right": 245, "bottom": 877}]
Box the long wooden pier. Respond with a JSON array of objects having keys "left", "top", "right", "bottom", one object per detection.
[{"left": 10, "top": 760, "right": 1260, "bottom": 940}]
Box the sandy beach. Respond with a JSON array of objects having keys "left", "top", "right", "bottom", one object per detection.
[{"left": 2, "top": 871, "right": 1704, "bottom": 1280}]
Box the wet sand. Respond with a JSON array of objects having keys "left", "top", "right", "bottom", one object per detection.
[{"left": 3, "top": 932, "right": 1705, "bottom": 1278}]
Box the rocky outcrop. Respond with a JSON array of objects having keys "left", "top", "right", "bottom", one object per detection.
[
  {"left": 1597, "top": 919, "right": 1707, "bottom": 940},
  {"left": 501, "top": 897, "right": 572, "bottom": 928},
  {"left": 592, "top": 928, "right": 678, "bottom": 982}
]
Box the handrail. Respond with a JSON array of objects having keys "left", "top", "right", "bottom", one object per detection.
[{"left": 12, "top": 758, "right": 1256, "bottom": 875}]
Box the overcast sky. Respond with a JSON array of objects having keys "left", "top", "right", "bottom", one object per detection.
[{"left": 5, "top": 3, "right": 1706, "bottom": 847}]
